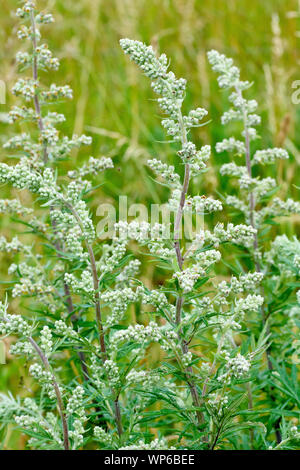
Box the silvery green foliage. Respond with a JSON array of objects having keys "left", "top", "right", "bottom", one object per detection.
[
  {"left": 208, "top": 50, "right": 300, "bottom": 448},
  {"left": 207, "top": 49, "right": 299, "bottom": 232},
  {"left": 119, "top": 39, "right": 279, "bottom": 449},
  {"left": 0, "top": 1, "right": 164, "bottom": 451}
]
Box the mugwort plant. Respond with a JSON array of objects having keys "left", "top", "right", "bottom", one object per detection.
[
  {"left": 208, "top": 49, "right": 300, "bottom": 447},
  {"left": 0, "top": 1, "right": 157, "bottom": 450}
]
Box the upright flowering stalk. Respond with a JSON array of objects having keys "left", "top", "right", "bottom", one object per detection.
[
  {"left": 120, "top": 38, "right": 215, "bottom": 429},
  {"left": 208, "top": 50, "right": 300, "bottom": 444},
  {"left": 16, "top": 1, "right": 108, "bottom": 359},
  {"left": 120, "top": 39, "right": 266, "bottom": 449},
  {"left": 9, "top": 1, "right": 110, "bottom": 360}
]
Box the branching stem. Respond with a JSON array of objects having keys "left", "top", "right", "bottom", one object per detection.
[
  {"left": 238, "top": 87, "right": 281, "bottom": 443},
  {"left": 29, "top": 10, "right": 88, "bottom": 380},
  {"left": 64, "top": 202, "right": 123, "bottom": 435},
  {"left": 29, "top": 337, "right": 70, "bottom": 450},
  {"left": 173, "top": 110, "right": 204, "bottom": 427},
  {"left": 64, "top": 202, "right": 107, "bottom": 360}
]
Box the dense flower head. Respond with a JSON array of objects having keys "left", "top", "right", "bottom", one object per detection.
[
  {"left": 253, "top": 148, "right": 289, "bottom": 165},
  {"left": 121, "top": 38, "right": 189, "bottom": 120},
  {"left": 120, "top": 39, "right": 168, "bottom": 79},
  {"left": 207, "top": 50, "right": 243, "bottom": 89}
]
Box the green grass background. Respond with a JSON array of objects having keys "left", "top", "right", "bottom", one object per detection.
[{"left": 0, "top": 0, "right": 300, "bottom": 449}]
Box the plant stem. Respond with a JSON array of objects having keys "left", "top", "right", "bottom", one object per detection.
[
  {"left": 114, "top": 396, "right": 123, "bottom": 437},
  {"left": 238, "top": 87, "right": 281, "bottom": 443},
  {"left": 201, "top": 336, "right": 225, "bottom": 400},
  {"left": 174, "top": 163, "right": 190, "bottom": 269},
  {"left": 173, "top": 110, "right": 204, "bottom": 427},
  {"left": 210, "top": 422, "right": 222, "bottom": 450},
  {"left": 64, "top": 202, "right": 123, "bottom": 434},
  {"left": 28, "top": 337, "right": 70, "bottom": 450},
  {"left": 64, "top": 202, "right": 107, "bottom": 359},
  {"left": 51, "top": 209, "right": 89, "bottom": 380},
  {"left": 29, "top": 10, "right": 88, "bottom": 380},
  {"left": 246, "top": 382, "right": 254, "bottom": 448},
  {"left": 29, "top": 6, "right": 121, "bottom": 441},
  {"left": 236, "top": 87, "right": 260, "bottom": 268},
  {"left": 30, "top": 11, "right": 47, "bottom": 164}
]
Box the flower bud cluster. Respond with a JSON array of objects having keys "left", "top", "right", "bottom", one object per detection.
[
  {"left": 103, "top": 359, "right": 120, "bottom": 387},
  {"left": 138, "top": 286, "right": 170, "bottom": 310},
  {"left": 235, "top": 294, "right": 264, "bottom": 316},
  {"left": 12, "top": 78, "right": 38, "bottom": 101},
  {"left": 253, "top": 148, "right": 289, "bottom": 165},
  {"left": 224, "top": 353, "right": 251, "bottom": 379},
  {"left": 66, "top": 386, "right": 86, "bottom": 448},
  {"left": 29, "top": 363, "right": 57, "bottom": 400},
  {"left": 102, "top": 287, "right": 139, "bottom": 325},
  {"left": 9, "top": 262, "right": 54, "bottom": 299},
  {"left": 219, "top": 272, "right": 263, "bottom": 297},
  {"left": 0, "top": 199, "right": 33, "bottom": 216},
  {"left": 208, "top": 392, "right": 229, "bottom": 415},
  {"left": 218, "top": 223, "right": 257, "bottom": 247},
  {"left": 41, "top": 84, "right": 73, "bottom": 101},
  {"left": 98, "top": 240, "right": 127, "bottom": 275},
  {"left": 40, "top": 326, "right": 53, "bottom": 356},
  {"left": 217, "top": 138, "right": 246, "bottom": 155},
  {"left": 225, "top": 196, "right": 248, "bottom": 214},
  {"left": 220, "top": 162, "right": 247, "bottom": 178},
  {"left": 207, "top": 50, "right": 244, "bottom": 89},
  {"left": 174, "top": 249, "right": 221, "bottom": 292},
  {"left": 0, "top": 236, "right": 31, "bottom": 254},
  {"left": 120, "top": 438, "right": 172, "bottom": 450},
  {"left": 169, "top": 190, "right": 222, "bottom": 214},
  {"left": 177, "top": 143, "right": 211, "bottom": 173},
  {"left": 266, "top": 235, "right": 300, "bottom": 276},
  {"left": 110, "top": 322, "right": 164, "bottom": 352},
  {"left": 115, "top": 221, "right": 168, "bottom": 243},
  {"left": 148, "top": 159, "right": 181, "bottom": 189},
  {"left": 16, "top": 2, "right": 36, "bottom": 19},
  {"left": 65, "top": 270, "right": 94, "bottom": 297},
  {"left": 10, "top": 340, "right": 33, "bottom": 356},
  {"left": 54, "top": 320, "right": 78, "bottom": 338},
  {"left": 126, "top": 369, "right": 160, "bottom": 387},
  {"left": 116, "top": 259, "right": 141, "bottom": 285},
  {"left": 66, "top": 386, "right": 85, "bottom": 415},
  {"left": 68, "top": 156, "right": 113, "bottom": 179},
  {"left": 94, "top": 426, "right": 113, "bottom": 446},
  {"left": 0, "top": 311, "right": 32, "bottom": 337}
]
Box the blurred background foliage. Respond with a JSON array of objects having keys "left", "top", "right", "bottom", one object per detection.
[{"left": 0, "top": 0, "right": 300, "bottom": 449}]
